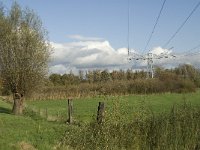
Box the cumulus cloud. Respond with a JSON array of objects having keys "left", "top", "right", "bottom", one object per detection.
[
  {"left": 49, "top": 35, "right": 200, "bottom": 74},
  {"left": 150, "top": 46, "right": 172, "bottom": 55},
  {"left": 149, "top": 47, "right": 200, "bottom": 68},
  {"left": 49, "top": 36, "right": 131, "bottom": 74}
]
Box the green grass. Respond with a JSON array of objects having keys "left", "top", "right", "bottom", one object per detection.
[
  {"left": 0, "top": 100, "right": 66, "bottom": 150},
  {"left": 27, "top": 91, "right": 200, "bottom": 122},
  {"left": 60, "top": 102, "right": 200, "bottom": 150},
  {"left": 1, "top": 91, "right": 200, "bottom": 149}
]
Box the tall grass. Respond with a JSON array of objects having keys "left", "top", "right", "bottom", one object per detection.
[
  {"left": 30, "top": 79, "right": 196, "bottom": 100},
  {"left": 59, "top": 102, "right": 200, "bottom": 150}
]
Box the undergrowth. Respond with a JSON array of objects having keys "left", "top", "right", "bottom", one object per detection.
[{"left": 59, "top": 101, "right": 200, "bottom": 150}]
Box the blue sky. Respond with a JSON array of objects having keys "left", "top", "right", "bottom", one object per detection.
[
  {"left": 2, "top": 0, "right": 200, "bottom": 73},
  {"left": 2, "top": 0, "right": 200, "bottom": 51}
]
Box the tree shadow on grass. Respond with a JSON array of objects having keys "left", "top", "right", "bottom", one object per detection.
[{"left": 0, "top": 107, "right": 11, "bottom": 114}]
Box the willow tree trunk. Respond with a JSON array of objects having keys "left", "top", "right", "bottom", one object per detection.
[{"left": 12, "top": 92, "right": 23, "bottom": 115}]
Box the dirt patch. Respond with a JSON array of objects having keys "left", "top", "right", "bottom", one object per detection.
[{"left": 18, "top": 141, "right": 36, "bottom": 150}]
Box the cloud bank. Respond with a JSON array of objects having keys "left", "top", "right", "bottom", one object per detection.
[
  {"left": 49, "top": 35, "right": 200, "bottom": 74},
  {"left": 49, "top": 36, "right": 129, "bottom": 74}
]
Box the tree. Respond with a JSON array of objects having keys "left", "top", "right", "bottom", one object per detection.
[
  {"left": 49, "top": 74, "right": 62, "bottom": 86},
  {"left": 110, "top": 70, "right": 119, "bottom": 81},
  {"left": 175, "top": 64, "right": 200, "bottom": 87},
  {"left": 126, "top": 69, "right": 134, "bottom": 80},
  {"left": 100, "top": 70, "right": 111, "bottom": 82},
  {"left": 0, "top": 2, "right": 51, "bottom": 115},
  {"left": 93, "top": 70, "right": 101, "bottom": 82},
  {"left": 117, "top": 69, "right": 126, "bottom": 80},
  {"left": 78, "top": 70, "right": 84, "bottom": 82},
  {"left": 61, "top": 72, "right": 80, "bottom": 85},
  {"left": 86, "top": 71, "right": 94, "bottom": 83}
]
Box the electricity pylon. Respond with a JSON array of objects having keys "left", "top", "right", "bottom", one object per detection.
[{"left": 128, "top": 49, "right": 176, "bottom": 78}]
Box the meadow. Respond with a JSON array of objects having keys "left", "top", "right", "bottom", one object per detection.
[
  {"left": 1, "top": 91, "right": 200, "bottom": 149},
  {"left": 27, "top": 91, "right": 200, "bottom": 122},
  {"left": 1, "top": 1, "right": 200, "bottom": 149},
  {"left": 0, "top": 100, "right": 67, "bottom": 150}
]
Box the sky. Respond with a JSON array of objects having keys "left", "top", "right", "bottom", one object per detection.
[{"left": 1, "top": 0, "right": 200, "bottom": 74}]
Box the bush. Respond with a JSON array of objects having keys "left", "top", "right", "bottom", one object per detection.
[
  {"left": 59, "top": 102, "right": 200, "bottom": 150},
  {"left": 128, "top": 79, "right": 165, "bottom": 94},
  {"left": 164, "top": 79, "right": 196, "bottom": 93},
  {"left": 30, "top": 78, "right": 196, "bottom": 100}
]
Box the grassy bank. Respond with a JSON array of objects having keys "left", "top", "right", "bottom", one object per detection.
[{"left": 0, "top": 100, "right": 66, "bottom": 150}]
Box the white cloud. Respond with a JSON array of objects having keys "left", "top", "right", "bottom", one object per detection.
[
  {"left": 117, "top": 48, "right": 129, "bottom": 55},
  {"left": 49, "top": 35, "right": 200, "bottom": 74},
  {"left": 49, "top": 36, "right": 131, "bottom": 74},
  {"left": 150, "top": 46, "right": 172, "bottom": 55},
  {"left": 49, "top": 64, "right": 68, "bottom": 74},
  {"left": 149, "top": 47, "right": 200, "bottom": 68}
]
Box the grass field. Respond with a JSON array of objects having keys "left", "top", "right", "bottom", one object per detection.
[
  {"left": 1, "top": 91, "right": 200, "bottom": 149},
  {"left": 27, "top": 91, "right": 200, "bottom": 122},
  {"left": 0, "top": 100, "right": 67, "bottom": 150}
]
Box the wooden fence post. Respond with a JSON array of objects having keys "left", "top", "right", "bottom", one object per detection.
[
  {"left": 67, "top": 98, "right": 73, "bottom": 124},
  {"left": 45, "top": 108, "right": 48, "bottom": 120},
  {"left": 97, "top": 102, "right": 105, "bottom": 124}
]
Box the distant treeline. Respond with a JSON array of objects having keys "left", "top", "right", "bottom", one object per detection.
[
  {"left": 1, "top": 64, "right": 200, "bottom": 99},
  {"left": 49, "top": 64, "right": 200, "bottom": 87},
  {"left": 39, "top": 64, "right": 200, "bottom": 99}
]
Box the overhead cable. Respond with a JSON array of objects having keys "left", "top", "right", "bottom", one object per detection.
[
  {"left": 143, "top": 0, "right": 167, "bottom": 54},
  {"left": 163, "top": 1, "right": 200, "bottom": 48},
  {"left": 127, "top": 0, "right": 130, "bottom": 56}
]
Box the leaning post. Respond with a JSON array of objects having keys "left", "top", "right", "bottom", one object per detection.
[
  {"left": 97, "top": 102, "right": 105, "bottom": 124},
  {"left": 67, "top": 98, "right": 73, "bottom": 124}
]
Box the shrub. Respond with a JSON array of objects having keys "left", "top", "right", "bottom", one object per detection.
[{"left": 59, "top": 102, "right": 200, "bottom": 150}]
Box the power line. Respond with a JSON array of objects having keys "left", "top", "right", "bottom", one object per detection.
[
  {"left": 163, "top": 1, "right": 200, "bottom": 48},
  {"left": 173, "top": 43, "right": 200, "bottom": 57},
  {"left": 127, "top": 0, "right": 130, "bottom": 56},
  {"left": 182, "top": 51, "right": 200, "bottom": 57},
  {"left": 181, "top": 43, "right": 200, "bottom": 55},
  {"left": 184, "top": 51, "right": 200, "bottom": 56},
  {"left": 143, "top": 0, "right": 167, "bottom": 54}
]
